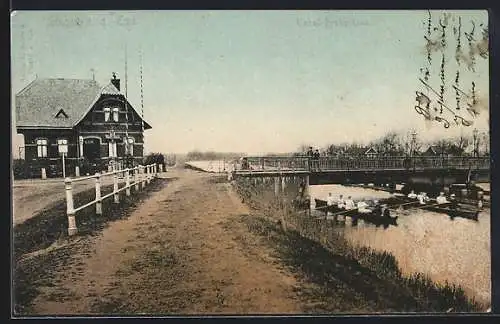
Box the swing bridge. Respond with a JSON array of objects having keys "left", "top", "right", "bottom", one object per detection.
[{"left": 231, "top": 156, "right": 490, "bottom": 187}]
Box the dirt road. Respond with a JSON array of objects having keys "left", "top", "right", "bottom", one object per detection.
[{"left": 29, "top": 169, "right": 304, "bottom": 315}]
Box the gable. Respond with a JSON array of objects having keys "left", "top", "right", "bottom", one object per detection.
[
  {"left": 364, "top": 147, "right": 378, "bottom": 155},
  {"left": 76, "top": 94, "right": 152, "bottom": 129}
]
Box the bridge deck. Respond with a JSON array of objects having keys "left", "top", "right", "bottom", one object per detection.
[{"left": 232, "top": 156, "right": 489, "bottom": 179}]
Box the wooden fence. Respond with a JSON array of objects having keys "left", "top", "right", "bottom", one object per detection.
[{"left": 64, "top": 163, "right": 160, "bottom": 236}]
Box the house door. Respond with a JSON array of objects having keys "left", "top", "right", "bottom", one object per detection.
[{"left": 83, "top": 138, "right": 100, "bottom": 161}]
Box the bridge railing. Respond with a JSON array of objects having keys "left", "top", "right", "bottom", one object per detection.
[
  {"left": 246, "top": 156, "right": 309, "bottom": 171},
  {"left": 240, "top": 156, "right": 489, "bottom": 172}
]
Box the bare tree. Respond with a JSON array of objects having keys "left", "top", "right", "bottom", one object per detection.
[{"left": 452, "top": 134, "right": 470, "bottom": 155}]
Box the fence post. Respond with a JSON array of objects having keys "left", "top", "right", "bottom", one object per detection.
[
  {"left": 95, "top": 173, "right": 102, "bottom": 215},
  {"left": 65, "top": 178, "right": 78, "bottom": 236},
  {"left": 134, "top": 167, "right": 139, "bottom": 191},
  {"left": 113, "top": 171, "right": 119, "bottom": 203},
  {"left": 145, "top": 165, "right": 150, "bottom": 185},
  {"left": 141, "top": 165, "right": 146, "bottom": 188},
  {"left": 75, "top": 166, "right": 80, "bottom": 177},
  {"left": 160, "top": 163, "right": 164, "bottom": 173},
  {"left": 41, "top": 167, "right": 47, "bottom": 179},
  {"left": 125, "top": 168, "right": 131, "bottom": 196}
]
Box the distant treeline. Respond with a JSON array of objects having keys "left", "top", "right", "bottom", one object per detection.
[
  {"left": 295, "top": 130, "right": 489, "bottom": 157},
  {"left": 185, "top": 150, "right": 244, "bottom": 161}
]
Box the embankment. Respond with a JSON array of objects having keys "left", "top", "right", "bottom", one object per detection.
[{"left": 231, "top": 178, "right": 486, "bottom": 313}]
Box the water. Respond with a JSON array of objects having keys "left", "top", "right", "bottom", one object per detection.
[
  {"left": 309, "top": 184, "right": 491, "bottom": 306},
  {"left": 185, "top": 160, "right": 234, "bottom": 173}
]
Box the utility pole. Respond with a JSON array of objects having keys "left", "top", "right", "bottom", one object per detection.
[
  {"left": 473, "top": 128, "right": 479, "bottom": 157},
  {"left": 410, "top": 131, "right": 417, "bottom": 158}
]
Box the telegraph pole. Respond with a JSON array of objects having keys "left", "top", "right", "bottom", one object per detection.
[
  {"left": 473, "top": 128, "right": 479, "bottom": 157},
  {"left": 410, "top": 131, "right": 417, "bottom": 158}
]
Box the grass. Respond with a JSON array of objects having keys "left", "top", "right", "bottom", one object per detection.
[
  {"left": 233, "top": 179, "right": 485, "bottom": 313},
  {"left": 12, "top": 178, "right": 167, "bottom": 316}
]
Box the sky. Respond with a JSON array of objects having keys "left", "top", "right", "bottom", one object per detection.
[{"left": 10, "top": 10, "right": 490, "bottom": 156}]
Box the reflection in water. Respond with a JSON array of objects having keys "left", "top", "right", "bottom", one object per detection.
[{"left": 309, "top": 184, "right": 491, "bottom": 306}]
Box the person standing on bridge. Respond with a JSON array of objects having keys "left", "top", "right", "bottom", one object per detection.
[
  {"left": 306, "top": 147, "right": 313, "bottom": 170},
  {"left": 313, "top": 149, "right": 321, "bottom": 171}
]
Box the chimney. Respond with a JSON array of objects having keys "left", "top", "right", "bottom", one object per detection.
[{"left": 111, "top": 72, "right": 120, "bottom": 91}]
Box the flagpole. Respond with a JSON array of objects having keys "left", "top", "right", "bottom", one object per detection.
[
  {"left": 124, "top": 43, "right": 130, "bottom": 167},
  {"left": 140, "top": 48, "right": 145, "bottom": 157}
]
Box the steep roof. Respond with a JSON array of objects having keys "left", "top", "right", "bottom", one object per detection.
[{"left": 15, "top": 78, "right": 151, "bottom": 129}]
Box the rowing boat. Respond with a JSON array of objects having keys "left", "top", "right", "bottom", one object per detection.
[
  {"left": 382, "top": 195, "right": 480, "bottom": 220},
  {"left": 314, "top": 199, "right": 398, "bottom": 227},
  {"left": 316, "top": 195, "right": 479, "bottom": 221}
]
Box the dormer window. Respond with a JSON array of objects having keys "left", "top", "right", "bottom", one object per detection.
[
  {"left": 112, "top": 107, "right": 119, "bottom": 122},
  {"left": 55, "top": 108, "right": 68, "bottom": 118},
  {"left": 104, "top": 107, "right": 111, "bottom": 122}
]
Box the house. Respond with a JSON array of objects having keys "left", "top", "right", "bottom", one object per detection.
[
  {"left": 338, "top": 146, "right": 375, "bottom": 158},
  {"left": 422, "top": 146, "right": 440, "bottom": 156},
  {"left": 422, "top": 145, "right": 464, "bottom": 158},
  {"left": 15, "top": 73, "right": 152, "bottom": 177}
]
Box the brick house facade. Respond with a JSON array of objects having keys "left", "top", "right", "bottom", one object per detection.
[{"left": 15, "top": 74, "right": 152, "bottom": 177}]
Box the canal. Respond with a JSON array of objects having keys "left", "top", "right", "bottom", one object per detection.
[{"left": 309, "top": 184, "right": 491, "bottom": 307}]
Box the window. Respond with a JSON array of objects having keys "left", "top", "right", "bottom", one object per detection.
[
  {"left": 125, "top": 137, "right": 134, "bottom": 156},
  {"left": 112, "top": 107, "right": 119, "bottom": 122},
  {"left": 36, "top": 139, "right": 48, "bottom": 158},
  {"left": 108, "top": 141, "right": 117, "bottom": 158},
  {"left": 104, "top": 107, "right": 111, "bottom": 122}
]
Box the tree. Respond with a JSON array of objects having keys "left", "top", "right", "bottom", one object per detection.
[{"left": 451, "top": 134, "right": 470, "bottom": 156}]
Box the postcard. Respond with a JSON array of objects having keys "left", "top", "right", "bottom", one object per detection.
[{"left": 11, "top": 10, "right": 490, "bottom": 316}]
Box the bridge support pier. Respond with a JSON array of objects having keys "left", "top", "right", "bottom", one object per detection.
[{"left": 302, "top": 174, "right": 312, "bottom": 211}]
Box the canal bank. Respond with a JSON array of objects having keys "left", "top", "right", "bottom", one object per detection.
[
  {"left": 308, "top": 184, "right": 491, "bottom": 307},
  {"left": 233, "top": 177, "right": 489, "bottom": 312}
]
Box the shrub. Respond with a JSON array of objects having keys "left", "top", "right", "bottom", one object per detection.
[
  {"left": 12, "top": 159, "right": 30, "bottom": 179},
  {"left": 143, "top": 153, "right": 165, "bottom": 168}
]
